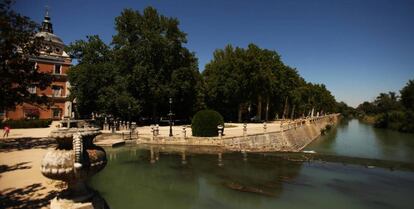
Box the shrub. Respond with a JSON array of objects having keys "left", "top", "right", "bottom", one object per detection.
[
  {"left": 0, "top": 119, "right": 52, "bottom": 129},
  {"left": 399, "top": 111, "right": 414, "bottom": 133},
  {"left": 374, "top": 111, "right": 412, "bottom": 132},
  {"left": 192, "top": 110, "right": 224, "bottom": 137}
]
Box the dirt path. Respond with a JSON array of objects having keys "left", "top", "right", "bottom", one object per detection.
[{"left": 0, "top": 140, "right": 63, "bottom": 209}]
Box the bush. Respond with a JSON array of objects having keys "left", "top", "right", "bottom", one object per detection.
[
  {"left": 374, "top": 111, "right": 414, "bottom": 133},
  {"left": 399, "top": 111, "right": 414, "bottom": 133},
  {"left": 191, "top": 110, "right": 224, "bottom": 137},
  {"left": 375, "top": 111, "right": 404, "bottom": 129},
  {"left": 0, "top": 119, "right": 52, "bottom": 129}
]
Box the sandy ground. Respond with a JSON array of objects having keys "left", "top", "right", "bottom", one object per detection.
[
  {"left": 2, "top": 121, "right": 60, "bottom": 139},
  {"left": 0, "top": 142, "right": 62, "bottom": 209}
]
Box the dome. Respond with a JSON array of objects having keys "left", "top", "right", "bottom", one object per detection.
[
  {"left": 35, "top": 9, "right": 68, "bottom": 56},
  {"left": 35, "top": 31, "right": 65, "bottom": 46}
]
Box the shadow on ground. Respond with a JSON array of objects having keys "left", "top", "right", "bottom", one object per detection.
[
  {"left": 0, "top": 183, "right": 58, "bottom": 209},
  {"left": 0, "top": 138, "right": 55, "bottom": 152},
  {"left": 0, "top": 162, "right": 31, "bottom": 174}
]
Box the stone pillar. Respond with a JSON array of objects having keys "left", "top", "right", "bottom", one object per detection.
[
  {"left": 243, "top": 123, "right": 247, "bottom": 137},
  {"left": 217, "top": 125, "right": 223, "bottom": 139},
  {"left": 155, "top": 124, "right": 159, "bottom": 136},
  {"left": 280, "top": 121, "right": 284, "bottom": 131},
  {"left": 182, "top": 127, "right": 186, "bottom": 140},
  {"left": 151, "top": 126, "right": 155, "bottom": 141}
]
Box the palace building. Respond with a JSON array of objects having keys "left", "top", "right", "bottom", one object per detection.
[{"left": 4, "top": 10, "right": 73, "bottom": 120}]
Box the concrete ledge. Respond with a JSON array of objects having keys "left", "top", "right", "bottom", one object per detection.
[{"left": 94, "top": 139, "right": 125, "bottom": 147}]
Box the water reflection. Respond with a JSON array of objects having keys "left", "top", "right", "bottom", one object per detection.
[
  {"left": 101, "top": 146, "right": 303, "bottom": 203},
  {"left": 90, "top": 145, "right": 414, "bottom": 209},
  {"left": 372, "top": 127, "right": 414, "bottom": 161},
  {"left": 307, "top": 119, "right": 414, "bottom": 163}
]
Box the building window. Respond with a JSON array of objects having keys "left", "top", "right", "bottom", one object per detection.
[
  {"left": 24, "top": 109, "right": 40, "bottom": 119},
  {"left": 52, "top": 108, "right": 61, "bottom": 119},
  {"left": 52, "top": 85, "right": 62, "bottom": 97},
  {"left": 28, "top": 85, "right": 36, "bottom": 94},
  {"left": 54, "top": 64, "right": 61, "bottom": 74}
]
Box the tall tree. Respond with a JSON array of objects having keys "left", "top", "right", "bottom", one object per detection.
[
  {"left": 112, "top": 7, "right": 203, "bottom": 118},
  {"left": 67, "top": 35, "right": 140, "bottom": 119},
  {"left": 0, "top": 0, "right": 51, "bottom": 110},
  {"left": 204, "top": 44, "right": 282, "bottom": 121}
]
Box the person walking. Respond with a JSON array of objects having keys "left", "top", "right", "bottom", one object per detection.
[{"left": 3, "top": 125, "right": 10, "bottom": 138}]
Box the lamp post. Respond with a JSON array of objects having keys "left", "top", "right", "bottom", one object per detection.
[{"left": 168, "top": 97, "right": 174, "bottom": 137}]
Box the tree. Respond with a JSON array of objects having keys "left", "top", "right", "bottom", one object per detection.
[
  {"left": 112, "top": 7, "right": 203, "bottom": 119},
  {"left": 68, "top": 7, "right": 203, "bottom": 120},
  {"left": 273, "top": 66, "right": 306, "bottom": 118},
  {"left": 204, "top": 45, "right": 248, "bottom": 121},
  {"left": 0, "top": 0, "right": 51, "bottom": 110},
  {"left": 400, "top": 80, "right": 414, "bottom": 111},
  {"left": 204, "top": 44, "right": 282, "bottom": 121},
  {"left": 373, "top": 92, "right": 401, "bottom": 113},
  {"left": 203, "top": 43, "right": 339, "bottom": 121},
  {"left": 67, "top": 35, "right": 140, "bottom": 119}
]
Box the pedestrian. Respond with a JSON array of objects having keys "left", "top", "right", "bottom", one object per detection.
[{"left": 3, "top": 125, "right": 10, "bottom": 138}]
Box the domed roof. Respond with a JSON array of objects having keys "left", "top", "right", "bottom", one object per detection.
[
  {"left": 35, "top": 31, "right": 65, "bottom": 46},
  {"left": 36, "top": 9, "right": 65, "bottom": 47}
]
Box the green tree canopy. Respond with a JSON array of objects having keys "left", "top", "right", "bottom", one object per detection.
[
  {"left": 203, "top": 44, "right": 283, "bottom": 121},
  {"left": 111, "top": 7, "right": 203, "bottom": 118},
  {"left": 0, "top": 0, "right": 51, "bottom": 110},
  {"left": 203, "top": 43, "right": 337, "bottom": 121},
  {"left": 67, "top": 7, "right": 204, "bottom": 120},
  {"left": 400, "top": 80, "right": 414, "bottom": 111},
  {"left": 67, "top": 35, "right": 140, "bottom": 119}
]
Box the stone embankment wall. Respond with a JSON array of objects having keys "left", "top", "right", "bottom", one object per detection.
[{"left": 221, "top": 114, "right": 339, "bottom": 152}]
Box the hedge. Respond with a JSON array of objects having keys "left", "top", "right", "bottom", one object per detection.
[
  {"left": 0, "top": 119, "right": 52, "bottom": 129},
  {"left": 192, "top": 110, "right": 224, "bottom": 137}
]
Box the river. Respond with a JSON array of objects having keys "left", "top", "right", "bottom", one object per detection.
[
  {"left": 307, "top": 119, "right": 414, "bottom": 162},
  {"left": 89, "top": 119, "right": 414, "bottom": 209}
]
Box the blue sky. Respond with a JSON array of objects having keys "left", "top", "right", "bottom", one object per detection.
[{"left": 13, "top": 0, "right": 414, "bottom": 107}]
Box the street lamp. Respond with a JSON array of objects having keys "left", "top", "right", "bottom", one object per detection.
[{"left": 168, "top": 97, "right": 174, "bottom": 137}]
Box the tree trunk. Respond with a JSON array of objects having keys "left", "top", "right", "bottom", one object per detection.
[
  {"left": 265, "top": 97, "right": 269, "bottom": 121},
  {"left": 282, "top": 97, "right": 288, "bottom": 119},
  {"left": 238, "top": 103, "right": 243, "bottom": 123},
  {"left": 290, "top": 104, "right": 295, "bottom": 119},
  {"left": 257, "top": 95, "right": 262, "bottom": 121}
]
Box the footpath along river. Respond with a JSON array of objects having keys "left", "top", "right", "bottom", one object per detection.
[{"left": 89, "top": 119, "right": 414, "bottom": 209}]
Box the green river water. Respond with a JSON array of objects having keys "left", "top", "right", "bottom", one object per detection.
[{"left": 89, "top": 119, "right": 414, "bottom": 209}]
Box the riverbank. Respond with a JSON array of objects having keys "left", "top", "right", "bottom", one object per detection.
[{"left": 359, "top": 115, "right": 377, "bottom": 124}]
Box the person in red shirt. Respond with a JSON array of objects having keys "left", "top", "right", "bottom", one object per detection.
[{"left": 3, "top": 125, "right": 10, "bottom": 138}]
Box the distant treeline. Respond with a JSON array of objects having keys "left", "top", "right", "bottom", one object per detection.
[{"left": 357, "top": 80, "right": 414, "bottom": 133}]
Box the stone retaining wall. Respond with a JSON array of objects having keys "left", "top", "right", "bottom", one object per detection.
[
  {"left": 221, "top": 114, "right": 339, "bottom": 152},
  {"left": 137, "top": 114, "right": 340, "bottom": 152}
]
